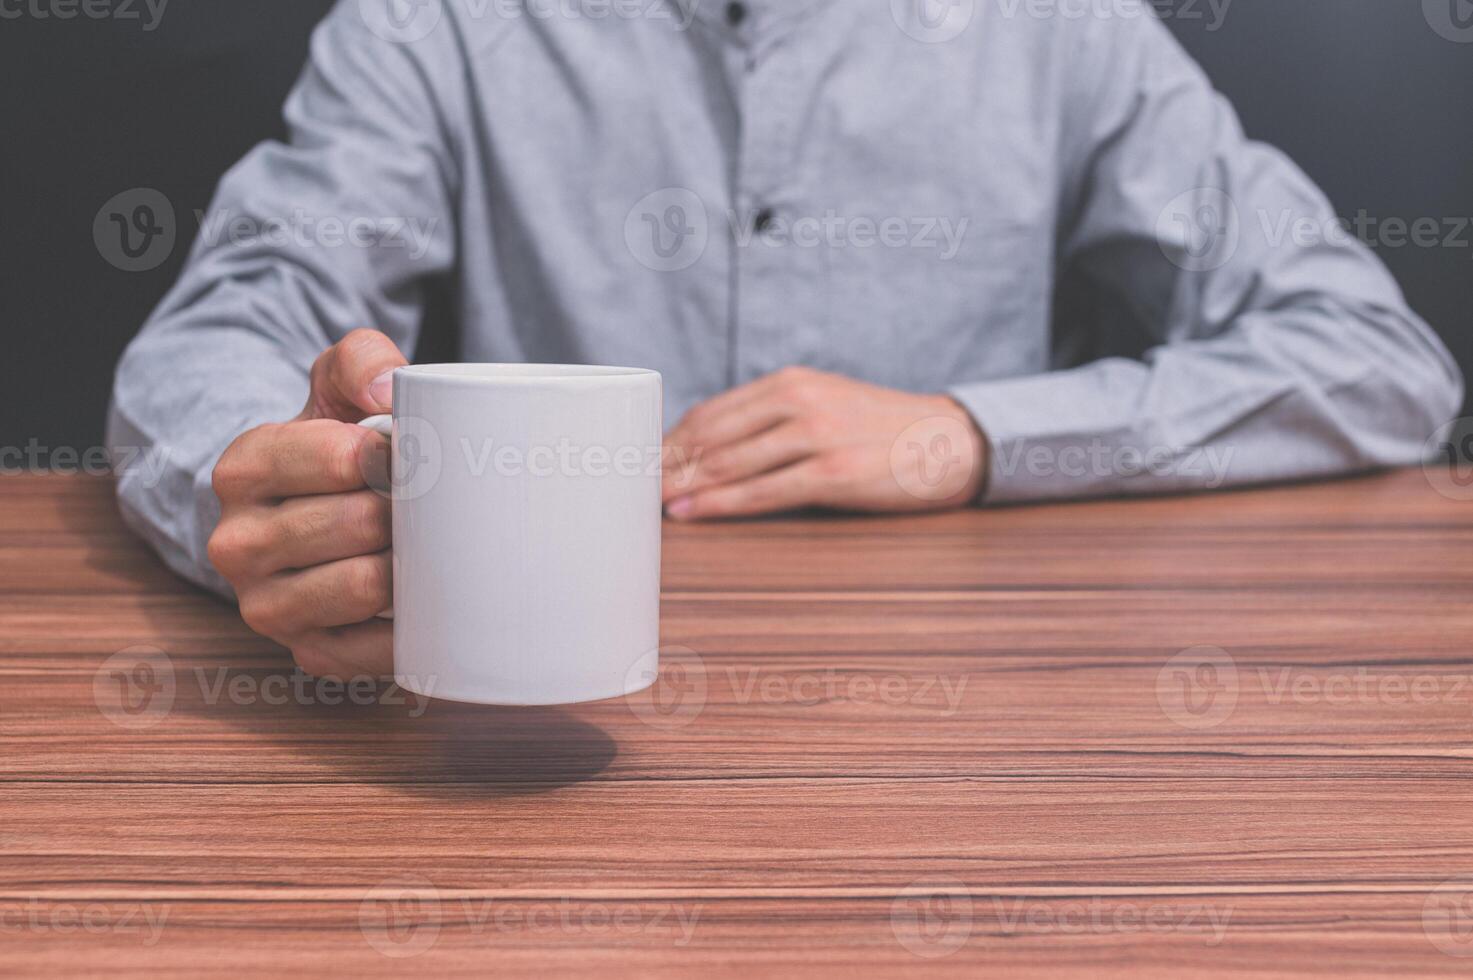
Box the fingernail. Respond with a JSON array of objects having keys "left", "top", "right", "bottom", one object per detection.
[
  {"left": 368, "top": 371, "right": 395, "bottom": 410},
  {"left": 665, "top": 496, "right": 693, "bottom": 520}
]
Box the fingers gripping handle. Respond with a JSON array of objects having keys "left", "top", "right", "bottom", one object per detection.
[{"left": 358, "top": 414, "right": 395, "bottom": 619}]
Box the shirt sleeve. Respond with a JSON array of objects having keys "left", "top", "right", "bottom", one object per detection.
[
  {"left": 105, "top": 2, "right": 461, "bottom": 595},
  {"left": 948, "top": 13, "right": 1462, "bottom": 504}
]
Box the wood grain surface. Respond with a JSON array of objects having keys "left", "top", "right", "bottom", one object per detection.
[{"left": 3, "top": 470, "right": 1473, "bottom": 977}]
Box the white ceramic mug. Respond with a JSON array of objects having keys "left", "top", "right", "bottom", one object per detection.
[{"left": 358, "top": 363, "right": 662, "bottom": 706}]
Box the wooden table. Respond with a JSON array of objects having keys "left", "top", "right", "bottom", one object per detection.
[{"left": 4, "top": 469, "right": 1473, "bottom": 977}]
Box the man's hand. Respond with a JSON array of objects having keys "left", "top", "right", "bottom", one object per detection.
[
  {"left": 662, "top": 366, "right": 988, "bottom": 520},
  {"left": 207, "top": 329, "right": 408, "bottom": 680}
]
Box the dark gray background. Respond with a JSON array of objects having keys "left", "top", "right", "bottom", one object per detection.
[{"left": 2, "top": 0, "right": 1470, "bottom": 459}]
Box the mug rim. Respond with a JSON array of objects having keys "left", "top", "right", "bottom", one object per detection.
[{"left": 397, "top": 363, "right": 659, "bottom": 385}]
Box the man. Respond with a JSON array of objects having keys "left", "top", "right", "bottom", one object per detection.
[{"left": 108, "top": 0, "right": 1461, "bottom": 680}]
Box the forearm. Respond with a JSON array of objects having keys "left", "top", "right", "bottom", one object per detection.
[
  {"left": 105, "top": 1, "right": 457, "bottom": 590},
  {"left": 107, "top": 317, "right": 311, "bottom": 597},
  {"left": 951, "top": 296, "right": 1461, "bottom": 504}
]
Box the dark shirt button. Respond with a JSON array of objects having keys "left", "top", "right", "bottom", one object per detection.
[
  {"left": 753, "top": 207, "right": 775, "bottom": 232},
  {"left": 725, "top": 1, "right": 746, "bottom": 27}
]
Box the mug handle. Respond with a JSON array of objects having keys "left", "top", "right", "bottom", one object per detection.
[
  {"left": 358, "top": 414, "right": 395, "bottom": 620},
  {"left": 358, "top": 413, "right": 393, "bottom": 437}
]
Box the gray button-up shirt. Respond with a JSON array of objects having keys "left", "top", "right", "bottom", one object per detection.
[{"left": 108, "top": 0, "right": 1462, "bottom": 595}]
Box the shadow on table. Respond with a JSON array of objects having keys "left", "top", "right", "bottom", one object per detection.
[
  {"left": 377, "top": 698, "right": 621, "bottom": 800},
  {"left": 168, "top": 680, "right": 621, "bottom": 799}
]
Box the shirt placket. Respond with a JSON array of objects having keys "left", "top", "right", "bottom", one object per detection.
[{"left": 726, "top": 7, "right": 820, "bottom": 384}]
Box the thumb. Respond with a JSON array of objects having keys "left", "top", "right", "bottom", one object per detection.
[{"left": 300, "top": 329, "right": 409, "bottom": 421}]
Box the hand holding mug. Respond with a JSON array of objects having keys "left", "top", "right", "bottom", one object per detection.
[{"left": 207, "top": 329, "right": 407, "bottom": 680}]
